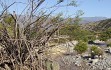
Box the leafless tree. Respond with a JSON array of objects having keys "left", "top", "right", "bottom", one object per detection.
[{"left": 0, "top": 0, "right": 78, "bottom": 70}]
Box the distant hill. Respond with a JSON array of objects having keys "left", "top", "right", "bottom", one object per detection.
[{"left": 79, "top": 17, "right": 107, "bottom": 24}]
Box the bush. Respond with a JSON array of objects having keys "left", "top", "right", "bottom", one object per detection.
[
  {"left": 74, "top": 41, "right": 88, "bottom": 54},
  {"left": 91, "top": 46, "right": 103, "bottom": 56}
]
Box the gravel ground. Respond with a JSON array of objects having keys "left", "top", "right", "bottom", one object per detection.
[
  {"left": 54, "top": 52, "right": 111, "bottom": 70},
  {"left": 47, "top": 40, "right": 111, "bottom": 70},
  {"left": 55, "top": 54, "right": 90, "bottom": 70},
  {"left": 89, "top": 54, "right": 111, "bottom": 70}
]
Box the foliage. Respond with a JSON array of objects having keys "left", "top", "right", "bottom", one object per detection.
[
  {"left": 91, "top": 46, "right": 103, "bottom": 56},
  {"left": 4, "top": 15, "right": 15, "bottom": 24},
  {"left": 74, "top": 41, "right": 88, "bottom": 54},
  {"left": 87, "top": 32, "right": 96, "bottom": 41},
  {"left": 0, "top": 14, "right": 15, "bottom": 37},
  {"left": 94, "top": 19, "right": 111, "bottom": 31},
  {"left": 0, "top": 23, "right": 3, "bottom": 29},
  {"left": 99, "top": 27, "right": 111, "bottom": 41},
  {"left": 107, "top": 41, "right": 111, "bottom": 47},
  {"left": 60, "top": 23, "right": 95, "bottom": 42},
  {"left": 108, "top": 43, "right": 111, "bottom": 47}
]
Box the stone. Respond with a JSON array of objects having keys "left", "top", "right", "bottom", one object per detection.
[
  {"left": 109, "top": 48, "right": 111, "bottom": 53},
  {"left": 106, "top": 68, "right": 111, "bottom": 70},
  {"left": 92, "top": 59, "right": 99, "bottom": 65}
]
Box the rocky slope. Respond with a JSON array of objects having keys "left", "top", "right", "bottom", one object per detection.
[{"left": 80, "top": 18, "right": 111, "bottom": 31}]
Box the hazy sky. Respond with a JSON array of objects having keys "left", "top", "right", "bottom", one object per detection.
[{"left": 0, "top": 0, "right": 111, "bottom": 18}]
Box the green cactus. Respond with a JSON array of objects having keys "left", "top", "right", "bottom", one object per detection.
[
  {"left": 45, "top": 60, "right": 60, "bottom": 70},
  {"left": 52, "top": 61, "right": 60, "bottom": 70}
]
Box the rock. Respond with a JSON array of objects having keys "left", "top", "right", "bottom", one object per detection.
[
  {"left": 105, "top": 47, "right": 111, "bottom": 54},
  {"left": 89, "top": 58, "right": 91, "bottom": 60},
  {"left": 94, "top": 55, "right": 99, "bottom": 58},
  {"left": 0, "top": 45, "right": 3, "bottom": 50},
  {"left": 109, "top": 48, "right": 111, "bottom": 53},
  {"left": 92, "top": 59, "right": 99, "bottom": 65},
  {"left": 94, "top": 40, "right": 105, "bottom": 43},
  {"left": 75, "top": 61, "right": 81, "bottom": 67},
  {"left": 106, "top": 68, "right": 111, "bottom": 70}
]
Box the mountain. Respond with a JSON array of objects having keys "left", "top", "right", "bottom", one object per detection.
[{"left": 79, "top": 17, "right": 107, "bottom": 24}]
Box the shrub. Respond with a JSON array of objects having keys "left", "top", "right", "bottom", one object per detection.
[
  {"left": 74, "top": 41, "right": 88, "bottom": 54},
  {"left": 91, "top": 46, "right": 103, "bottom": 56}
]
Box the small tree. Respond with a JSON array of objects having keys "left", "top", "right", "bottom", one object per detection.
[
  {"left": 74, "top": 41, "right": 88, "bottom": 54},
  {"left": 0, "top": 0, "right": 79, "bottom": 70}
]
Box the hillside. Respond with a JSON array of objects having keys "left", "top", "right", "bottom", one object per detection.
[
  {"left": 80, "top": 18, "right": 111, "bottom": 31},
  {"left": 94, "top": 18, "right": 111, "bottom": 31}
]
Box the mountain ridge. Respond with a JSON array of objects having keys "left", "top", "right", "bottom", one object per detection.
[{"left": 79, "top": 17, "right": 108, "bottom": 24}]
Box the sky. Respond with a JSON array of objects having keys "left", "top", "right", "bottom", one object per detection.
[{"left": 0, "top": 0, "right": 111, "bottom": 18}]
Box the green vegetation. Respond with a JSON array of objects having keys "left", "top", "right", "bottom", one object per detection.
[
  {"left": 94, "top": 19, "right": 111, "bottom": 31},
  {"left": 99, "top": 27, "right": 111, "bottom": 41},
  {"left": 60, "top": 23, "right": 96, "bottom": 42},
  {"left": 80, "top": 18, "right": 111, "bottom": 42},
  {"left": 74, "top": 41, "right": 88, "bottom": 54},
  {"left": 0, "top": 14, "right": 15, "bottom": 37},
  {"left": 108, "top": 43, "right": 111, "bottom": 47},
  {"left": 107, "top": 41, "right": 111, "bottom": 47},
  {"left": 91, "top": 46, "right": 103, "bottom": 56}
]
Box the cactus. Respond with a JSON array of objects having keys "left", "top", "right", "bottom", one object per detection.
[
  {"left": 45, "top": 60, "right": 60, "bottom": 70},
  {"left": 46, "top": 60, "right": 52, "bottom": 70},
  {"left": 52, "top": 61, "right": 60, "bottom": 70}
]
